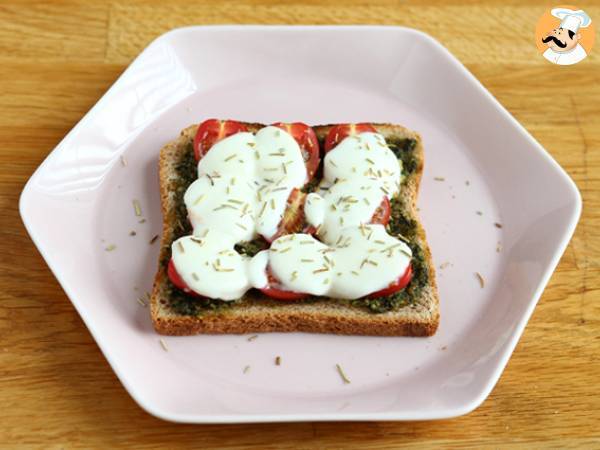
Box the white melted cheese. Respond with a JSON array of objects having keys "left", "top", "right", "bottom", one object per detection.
[
  {"left": 171, "top": 230, "right": 251, "bottom": 301},
  {"left": 305, "top": 178, "right": 386, "bottom": 246},
  {"left": 175, "top": 126, "right": 307, "bottom": 299},
  {"left": 322, "top": 132, "right": 401, "bottom": 196},
  {"left": 304, "top": 132, "right": 402, "bottom": 245},
  {"left": 267, "top": 225, "right": 412, "bottom": 299},
  {"left": 173, "top": 127, "right": 412, "bottom": 301}
]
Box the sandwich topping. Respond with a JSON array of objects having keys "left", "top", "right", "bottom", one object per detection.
[{"left": 169, "top": 120, "right": 413, "bottom": 301}]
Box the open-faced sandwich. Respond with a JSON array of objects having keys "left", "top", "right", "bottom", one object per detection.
[{"left": 151, "top": 120, "right": 439, "bottom": 336}]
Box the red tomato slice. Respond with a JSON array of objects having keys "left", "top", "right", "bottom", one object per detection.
[
  {"left": 266, "top": 188, "right": 307, "bottom": 242},
  {"left": 193, "top": 119, "right": 248, "bottom": 161},
  {"left": 259, "top": 267, "right": 309, "bottom": 301},
  {"left": 272, "top": 122, "right": 320, "bottom": 182},
  {"left": 368, "top": 263, "right": 413, "bottom": 298},
  {"left": 324, "top": 123, "right": 377, "bottom": 152},
  {"left": 167, "top": 258, "right": 203, "bottom": 298},
  {"left": 370, "top": 196, "right": 391, "bottom": 226}
]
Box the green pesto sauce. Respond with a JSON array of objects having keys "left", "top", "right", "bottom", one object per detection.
[{"left": 164, "top": 137, "right": 427, "bottom": 316}]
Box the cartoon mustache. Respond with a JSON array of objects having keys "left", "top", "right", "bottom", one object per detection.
[{"left": 542, "top": 35, "right": 567, "bottom": 48}]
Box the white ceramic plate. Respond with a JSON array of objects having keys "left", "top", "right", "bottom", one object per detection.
[{"left": 20, "top": 26, "right": 581, "bottom": 423}]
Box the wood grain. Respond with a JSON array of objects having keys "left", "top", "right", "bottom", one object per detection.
[{"left": 1, "top": 0, "right": 599, "bottom": 448}]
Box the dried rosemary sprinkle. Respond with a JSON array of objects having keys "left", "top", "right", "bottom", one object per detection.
[
  {"left": 475, "top": 272, "right": 485, "bottom": 288},
  {"left": 230, "top": 177, "right": 236, "bottom": 186},
  {"left": 434, "top": 176, "right": 445, "bottom": 181},
  {"left": 138, "top": 218, "right": 146, "bottom": 224},
  {"left": 193, "top": 194, "right": 205, "bottom": 205},
  {"left": 336, "top": 364, "right": 351, "bottom": 384},
  {"left": 301, "top": 258, "right": 314, "bottom": 263},
  {"left": 351, "top": 270, "right": 359, "bottom": 276},
  {"left": 149, "top": 234, "right": 159, "bottom": 244},
  {"left": 363, "top": 198, "right": 371, "bottom": 206},
  {"left": 494, "top": 222, "right": 503, "bottom": 228},
  {"left": 329, "top": 160, "right": 338, "bottom": 167},
  {"left": 236, "top": 223, "right": 247, "bottom": 231},
  {"left": 323, "top": 278, "right": 330, "bottom": 284},
  {"left": 191, "top": 272, "right": 199, "bottom": 281},
  {"left": 243, "top": 365, "right": 251, "bottom": 374},
  {"left": 177, "top": 241, "right": 185, "bottom": 253},
  {"left": 396, "top": 233, "right": 410, "bottom": 243},
  {"left": 120, "top": 155, "right": 127, "bottom": 167},
  {"left": 282, "top": 163, "right": 287, "bottom": 174},
  {"left": 136, "top": 297, "right": 147, "bottom": 307},
  {"left": 247, "top": 335, "right": 258, "bottom": 342},
  {"left": 270, "top": 199, "right": 276, "bottom": 210},
  {"left": 365, "top": 158, "right": 375, "bottom": 165},
  {"left": 227, "top": 198, "right": 243, "bottom": 204},
  {"left": 275, "top": 356, "right": 281, "bottom": 366},
  {"left": 259, "top": 202, "right": 267, "bottom": 217},
  {"left": 129, "top": 230, "right": 136, "bottom": 236},
  {"left": 380, "top": 186, "right": 389, "bottom": 195},
  {"left": 313, "top": 268, "right": 329, "bottom": 274},
  {"left": 132, "top": 199, "right": 142, "bottom": 217},
  {"left": 280, "top": 247, "right": 292, "bottom": 253},
  {"left": 476, "top": 210, "right": 483, "bottom": 216},
  {"left": 159, "top": 339, "right": 168, "bottom": 352},
  {"left": 400, "top": 249, "right": 412, "bottom": 258},
  {"left": 254, "top": 150, "right": 260, "bottom": 160},
  {"left": 291, "top": 271, "right": 298, "bottom": 281},
  {"left": 374, "top": 240, "right": 386, "bottom": 245},
  {"left": 224, "top": 153, "right": 237, "bottom": 162},
  {"left": 105, "top": 244, "right": 116, "bottom": 252},
  {"left": 206, "top": 174, "right": 214, "bottom": 186}
]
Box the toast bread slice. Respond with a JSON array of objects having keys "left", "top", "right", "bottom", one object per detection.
[{"left": 151, "top": 123, "right": 439, "bottom": 336}]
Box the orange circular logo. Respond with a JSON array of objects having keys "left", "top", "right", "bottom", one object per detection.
[{"left": 535, "top": 5, "right": 594, "bottom": 65}]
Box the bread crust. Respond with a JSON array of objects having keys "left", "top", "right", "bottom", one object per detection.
[{"left": 151, "top": 123, "right": 439, "bottom": 336}]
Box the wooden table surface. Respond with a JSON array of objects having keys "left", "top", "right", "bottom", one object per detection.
[{"left": 1, "top": 0, "right": 599, "bottom": 448}]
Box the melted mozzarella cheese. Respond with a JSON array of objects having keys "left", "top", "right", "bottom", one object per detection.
[
  {"left": 267, "top": 225, "right": 411, "bottom": 299},
  {"left": 304, "top": 132, "right": 402, "bottom": 245},
  {"left": 268, "top": 234, "right": 331, "bottom": 296},
  {"left": 174, "top": 126, "right": 307, "bottom": 299},
  {"left": 184, "top": 173, "right": 256, "bottom": 243},
  {"left": 171, "top": 230, "right": 252, "bottom": 300},
  {"left": 192, "top": 125, "right": 307, "bottom": 241},
  {"left": 323, "top": 132, "right": 401, "bottom": 197},
  {"left": 304, "top": 178, "right": 386, "bottom": 245},
  {"left": 174, "top": 126, "right": 412, "bottom": 301}
]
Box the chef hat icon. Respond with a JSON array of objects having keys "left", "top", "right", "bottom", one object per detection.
[{"left": 551, "top": 8, "right": 592, "bottom": 33}]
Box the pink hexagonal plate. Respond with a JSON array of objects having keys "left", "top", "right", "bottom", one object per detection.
[{"left": 19, "top": 26, "right": 581, "bottom": 423}]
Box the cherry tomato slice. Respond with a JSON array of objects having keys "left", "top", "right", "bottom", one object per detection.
[
  {"left": 324, "top": 123, "right": 377, "bottom": 152},
  {"left": 167, "top": 258, "right": 203, "bottom": 298},
  {"left": 370, "top": 196, "right": 391, "bottom": 226},
  {"left": 193, "top": 119, "right": 248, "bottom": 161},
  {"left": 266, "top": 188, "right": 307, "bottom": 243},
  {"left": 259, "top": 267, "right": 309, "bottom": 301},
  {"left": 368, "top": 263, "right": 413, "bottom": 298},
  {"left": 272, "top": 122, "right": 320, "bottom": 182}
]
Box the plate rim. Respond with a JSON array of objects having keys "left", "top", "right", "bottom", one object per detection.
[{"left": 19, "top": 24, "right": 582, "bottom": 423}]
